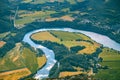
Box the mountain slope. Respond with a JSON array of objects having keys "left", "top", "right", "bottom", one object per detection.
[
  {"left": 0, "top": 0, "right": 14, "bottom": 33},
  {"left": 0, "top": 43, "right": 46, "bottom": 80}
]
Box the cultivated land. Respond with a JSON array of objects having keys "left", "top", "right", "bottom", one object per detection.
[
  {"left": 31, "top": 31, "right": 60, "bottom": 42},
  {"left": 15, "top": 0, "right": 84, "bottom": 27},
  {"left": 0, "top": 43, "right": 46, "bottom": 80},
  {"left": 45, "top": 15, "right": 74, "bottom": 22},
  {"left": 0, "top": 68, "right": 31, "bottom": 80},
  {"left": 31, "top": 31, "right": 120, "bottom": 79},
  {"left": 95, "top": 48, "right": 120, "bottom": 80},
  {"left": 31, "top": 31, "right": 101, "bottom": 54},
  {"left": 0, "top": 41, "right": 6, "bottom": 48},
  {"left": 15, "top": 10, "right": 57, "bottom": 27},
  {"left": 31, "top": 31, "right": 101, "bottom": 77},
  {"left": 1, "top": 0, "right": 120, "bottom": 79},
  {"left": 59, "top": 71, "right": 83, "bottom": 78}
]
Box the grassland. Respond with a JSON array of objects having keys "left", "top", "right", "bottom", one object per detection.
[
  {"left": 22, "top": 0, "right": 32, "bottom": 3},
  {"left": 95, "top": 48, "right": 120, "bottom": 80},
  {"left": 15, "top": 0, "right": 84, "bottom": 28},
  {"left": 45, "top": 15, "right": 74, "bottom": 22},
  {"left": 21, "top": 0, "right": 50, "bottom": 4},
  {"left": 0, "top": 41, "right": 6, "bottom": 48},
  {"left": 16, "top": 10, "right": 74, "bottom": 26},
  {"left": 0, "top": 43, "right": 46, "bottom": 80},
  {"left": 37, "top": 55, "right": 46, "bottom": 68},
  {"left": 0, "top": 68, "right": 31, "bottom": 80},
  {"left": 15, "top": 10, "right": 57, "bottom": 26},
  {"left": 59, "top": 71, "right": 83, "bottom": 78},
  {"left": 31, "top": 31, "right": 60, "bottom": 42},
  {"left": 0, "top": 32, "right": 10, "bottom": 39},
  {"left": 49, "top": 31, "right": 84, "bottom": 41},
  {"left": 31, "top": 31, "right": 101, "bottom": 54},
  {"left": 21, "top": 48, "right": 39, "bottom": 73},
  {"left": 67, "top": 0, "right": 76, "bottom": 4},
  {"left": 31, "top": 0, "right": 50, "bottom": 4},
  {"left": 31, "top": 31, "right": 102, "bottom": 77},
  {"left": 31, "top": 31, "right": 120, "bottom": 78},
  {"left": 21, "top": 0, "right": 84, "bottom": 4}
]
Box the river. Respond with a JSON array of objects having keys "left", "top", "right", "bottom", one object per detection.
[{"left": 23, "top": 28, "right": 120, "bottom": 79}]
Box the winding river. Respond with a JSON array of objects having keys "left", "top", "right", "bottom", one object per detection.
[{"left": 23, "top": 28, "right": 120, "bottom": 79}]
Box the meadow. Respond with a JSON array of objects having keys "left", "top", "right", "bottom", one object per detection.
[
  {"left": 31, "top": 31, "right": 101, "bottom": 54},
  {"left": 15, "top": 10, "right": 57, "bottom": 26},
  {"left": 31, "top": 30, "right": 120, "bottom": 79},
  {"left": 0, "top": 41, "right": 6, "bottom": 48},
  {"left": 31, "top": 30, "right": 102, "bottom": 78},
  {"left": 95, "top": 48, "right": 120, "bottom": 80},
  {"left": 0, "top": 43, "right": 46, "bottom": 80}
]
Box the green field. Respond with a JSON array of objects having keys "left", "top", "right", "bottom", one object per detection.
[
  {"left": 31, "top": 31, "right": 102, "bottom": 77},
  {"left": 67, "top": 0, "right": 76, "bottom": 4},
  {"left": 0, "top": 43, "right": 46, "bottom": 80},
  {"left": 49, "top": 31, "right": 92, "bottom": 41},
  {"left": 31, "top": 31, "right": 101, "bottom": 54},
  {"left": 15, "top": 10, "right": 57, "bottom": 26},
  {"left": 31, "top": 31, "right": 120, "bottom": 79},
  {"left": 95, "top": 48, "right": 120, "bottom": 80},
  {"left": 21, "top": 0, "right": 50, "bottom": 4}
]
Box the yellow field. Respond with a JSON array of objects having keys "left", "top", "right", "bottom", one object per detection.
[
  {"left": 59, "top": 71, "right": 83, "bottom": 78},
  {"left": 59, "top": 41, "right": 100, "bottom": 54},
  {"left": 78, "top": 41, "right": 100, "bottom": 54},
  {"left": 45, "top": 18, "right": 59, "bottom": 22},
  {"left": 31, "top": 31, "right": 101, "bottom": 54},
  {"left": 0, "top": 43, "right": 47, "bottom": 79},
  {"left": 37, "top": 55, "right": 47, "bottom": 69},
  {"left": 31, "top": 31, "right": 102, "bottom": 78},
  {"left": 59, "top": 68, "right": 93, "bottom": 78},
  {"left": 73, "top": 66, "right": 83, "bottom": 71},
  {"left": 0, "top": 68, "right": 31, "bottom": 80},
  {"left": 0, "top": 41, "right": 6, "bottom": 48},
  {"left": 19, "top": 11, "right": 56, "bottom": 18},
  {"left": 31, "top": 31, "right": 60, "bottom": 42},
  {"left": 60, "top": 15, "right": 74, "bottom": 21},
  {"left": 45, "top": 15, "right": 74, "bottom": 22},
  {"left": 59, "top": 41, "right": 81, "bottom": 48}
]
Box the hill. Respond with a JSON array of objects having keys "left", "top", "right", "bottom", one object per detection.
[{"left": 0, "top": 42, "right": 46, "bottom": 80}]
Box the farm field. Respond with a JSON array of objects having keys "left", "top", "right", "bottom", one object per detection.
[
  {"left": 45, "top": 15, "right": 74, "bottom": 22},
  {"left": 0, "top": 43, "right": 46, "bottom": 80},
  {"left": 0, "top": 68, "right": 31, "bottom": 80},
  {"left": 31, "top": 31, "right": 102, "bottom": 77},
  {"left": 95, "top": 48, "right": 120, "bottom": 80},
  {"left": 31, "top": 31, "right": 120, "bottom": 78},
  {"left": 1, "top": 0, "right": 120, "bottom": 79},
  {"left": 0, "top": 41, "right": 6, "bottom": 48},
  {"left": 31, "top": 31, "right": 60, "bottom": 42},
  {"left": 15, "top": 10, "right": 57, "bottom": 26},
  {"left": 31, "top": 31, "right": 101, "bottom": 54},
  {"left": 59, "top": 71, "right": 83, "bottom": 78}
]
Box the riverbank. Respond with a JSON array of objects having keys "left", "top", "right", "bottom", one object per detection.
[{"left": 24, "top": 28, "right": 120, "bottom": 79}]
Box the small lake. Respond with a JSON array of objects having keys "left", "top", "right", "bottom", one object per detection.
[{"left": 23, "top": 28, "right": 120, "bottom": 79}]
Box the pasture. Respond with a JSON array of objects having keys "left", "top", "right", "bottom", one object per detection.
[{"left": 95, "top": 48, "right": 120, "bottom": 80}]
